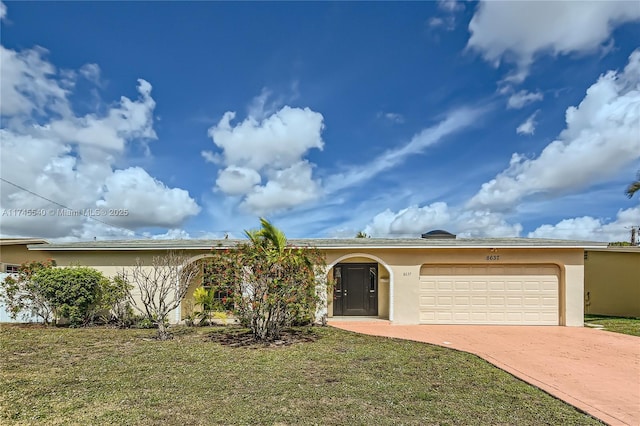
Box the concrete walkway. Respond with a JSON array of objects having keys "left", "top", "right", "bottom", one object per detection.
[{"left": 329, "top": 321, "right": 640, "bottom": 426}]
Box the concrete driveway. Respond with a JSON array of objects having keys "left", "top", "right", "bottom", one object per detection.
[{"left": 329, "top": 321, "right": 640, "bottom": 426}]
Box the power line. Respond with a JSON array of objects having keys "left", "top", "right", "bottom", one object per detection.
[
  {"left": 0, "top": 177, "right": 240, "bottom": 240},
  {"left": 0, "top": 176, "right": 146, "bottom": 238}
]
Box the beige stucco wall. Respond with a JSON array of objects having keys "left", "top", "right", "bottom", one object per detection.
[
  {"left": 585, "top": 250, "right": 640, "bottom": 318},
  {"left": 51, "top": 250, "right": 208, "bottom": 323},
  {"left": 0, "top": 244, "right": 52, "bottom": 268},
  {"left": 325, "top": 247, "right": 585, "bottom": 326},
  {"left": 27, "top": 245, "right": 586, "bottom": 326}
]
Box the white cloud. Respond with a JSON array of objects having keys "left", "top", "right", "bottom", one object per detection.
[
  {"left": 216, "top": 166, "right": 261, "bottom": 196},
  {"left": 209, "top": 106, "right": 324, "bottom": 171},
  {"left": 326, "top": 106, "right": 485, "bottom": 193},
  {"left": 364, "top": 202, "right": 522, "bottom": 238},
  {"left": 201, "top": 150, "right": 220, "bottom": 164},
  {"left": 242, "top": 161, "right": 321, "bottom": 213},
  {"left": 96, "top": 167, "right": 201, "bottom": 228},
  {"left": 507, "top": 90, "right": 543, "bottom": 109},
  {"left": 528, "top": 205, "right": 640, "bottom": 242},
  {"left": 467, "top": 1, "right": 640, "bottom": 82},
  {"left": 206, "top": 98, "right": 326, "bottom": 215},
  {"left": 378, "top": 111, "right": 405, "bottom": 123},
  {"left": 79, "top": 63, "right": 101, "bottom": 85},
  {"left": 45, "top": 79, "right": 156, "bottom": 151},
  {"left": 0, "top": 42, "right": 200, "bottom": 239},
  {"left": 0, "top": 45, "right": 70, "bottom": 117},
  {"left": 469, "top": 49, "right": 640, "bottom": 211},
  {"left": 0, "top": 1, "right": 6, "bottom": 21},
  {"left": 429, "top": 0, "right": 464, "bottom": 32},
  {"left": 516, "top": 111, "right": 539, "bottom": 135},
  {"left": 364, "top": 202, "right": 451, "bottom": 237},
  {"left": 438, "top": 0, "right": 463, "bottom": 13}
]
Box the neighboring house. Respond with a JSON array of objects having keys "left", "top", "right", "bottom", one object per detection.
[
  {"left": 18, "top": 233, "right": 607, "bottom": 327},
  {"left": 584, "top": 246, "right": 640, "bottom": 318},
  {"left": 0, "top": 238, "right": 50, "bottom": 322}
]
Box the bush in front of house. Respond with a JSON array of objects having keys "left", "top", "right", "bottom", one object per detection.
[
  {"left": 1, "top": 261, "right": 131, "bottom": 327},
  {"left": 204, "top": 218, "right": 328, "bottom": 341}
]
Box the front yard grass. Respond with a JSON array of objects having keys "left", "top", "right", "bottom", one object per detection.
[
  {"left": 1, "top": 325, "right": 601, "bottom": 425},
  {"left": 584, "top": 314, "right": 640, "bottom": 337}
]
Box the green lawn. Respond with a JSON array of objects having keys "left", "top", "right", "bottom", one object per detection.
[
  {"left": 584, "top": 315, "right": 640, "bottom": 337},
  {"left": 0, "top": 325, "right": 601, "bottom": 425}
]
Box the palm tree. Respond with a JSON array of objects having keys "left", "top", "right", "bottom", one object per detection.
[
  {"left": 626, "top": 170, "right": 640, "bottom": 199},
  {"left": 245, "top": 218, "right": 287, "bottom": 254}
]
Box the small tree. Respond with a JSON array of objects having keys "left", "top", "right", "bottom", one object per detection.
[
  {"left": 1, "top": 259, "right": 56, "bottom": 324},
  {"left": 120, "top": 251, "right": 199, "bottom": 340},
  {"left": 205, "top": 218, "right": 327, "bottom": 341}
]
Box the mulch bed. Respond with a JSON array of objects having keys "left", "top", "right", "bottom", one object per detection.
[{"left": 205, "top": 328, "right": 318, "bottom": 348}]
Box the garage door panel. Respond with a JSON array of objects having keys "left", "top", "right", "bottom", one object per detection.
[
  {"left": 489, "top": 296, "right": 505, "bottom": 305},
  {"left": 420, "top": 280, "right": 436, "bottom": 291},
  {"left": 507, "top": 281, "right": 524, "bottom": 291},
  {"left": 438, "top": 281, "right": 453, "bottom": 290},
  {"left": 506, "top": 296, "right": 523, "bottom": 306},
  {"left": 472, "top": 281, "right": 488, "bottom": 291},
  {"left": 420, "top": 295, "right": 436, "bottom": 306},
  {"left": 454, "top": 312, "right": 470, "bottom": 321},
  {"left": 438, "top": 296, "right": 453, "bottom": 306},
  {"left": 471, "top": 296, "right": 488, "bottom": 306},
  {"left": 489, "top": 281, "right": 505, "bottom": 291},
  {"left": 455, "top": 281, "right": 470, "bottom": 290},
  {"left": 437, "top": 312, "right": 453, "bottom": 321},
  {"left": 419, "top": 264, "right": 559, "bottom": 325}
]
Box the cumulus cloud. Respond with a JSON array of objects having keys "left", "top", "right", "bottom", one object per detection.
[
  {"left": 467, "top": 1, "right": 640, "bottom": 82},
  {"left": 206, "top": 99, "right": 325, "bottom": 216},
  {"left": 0, "top": 1, "right": 6, "bottom": 21},
  {"left": 0, "top": 45, "right": 70, "bottom": 117},
  {"left": 528, "top": 206, "right": 640, "bottom": 242},
  {"left": 516, "top": 111, "right": 539, "bottom": 135},
  {"left": 0, "top": 40, "right": 200, "bottom": 239},
  {"left": 469, "top": 49, "right": 640, "bottom": 211},
  {"left": 507, "top": 90, "right": 543, "bottom": 109},
  {"left": 209, "top": 106, "right": 324, "bottom": 171},
  {"left": 216, "top": 166, "right": 262, "bottom": 196},
  {"left": 243, "top": 161, "right": 321, "bottom": 213},
  {"left": 363, "top": 202, "right": 522, "bottom": 238},
  {"left": 96, "top": 167, "right": 200, "bottom": 228}
]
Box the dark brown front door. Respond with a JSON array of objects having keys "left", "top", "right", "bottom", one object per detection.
[{"left": 333, "top": 263, "right": 378, "bottom": 316}]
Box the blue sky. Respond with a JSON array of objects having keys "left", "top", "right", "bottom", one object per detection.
[{"left": 1, "top": 1, "right": 639, "bottom": 242}]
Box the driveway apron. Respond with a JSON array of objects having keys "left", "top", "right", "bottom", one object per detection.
[{"left": 329, "top": 322, "right": 640, "bottom": 426}]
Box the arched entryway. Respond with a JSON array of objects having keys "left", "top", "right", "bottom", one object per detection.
[{"left": 326, "top": 253, "right": 394, "bottom": 321}]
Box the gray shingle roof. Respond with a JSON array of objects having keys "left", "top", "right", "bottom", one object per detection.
[{"left": 27, "top": 237, "right": 609, "bottom": 251}]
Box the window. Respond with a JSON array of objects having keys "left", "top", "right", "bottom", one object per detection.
[
  {"left": 201, "top": 262, "right": 234, "bottom": 311},
  {"left": 369, "top": 266, "right": 377, "bottom": 292},
  {"left": 5, "top": 264, "right": 19, "bottom": 273}
]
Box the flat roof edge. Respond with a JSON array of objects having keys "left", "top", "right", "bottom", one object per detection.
[{"left": 28, "top": 244, "right": 609, "bottom": 251}]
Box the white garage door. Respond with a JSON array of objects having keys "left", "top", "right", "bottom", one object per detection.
[{"left": 419, "top": 265, "right": 559, "bottom": 325}]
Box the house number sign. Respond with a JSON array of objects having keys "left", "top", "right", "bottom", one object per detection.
[{"left": 486, "top": 255, "right": 500, "bottom": 261}]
